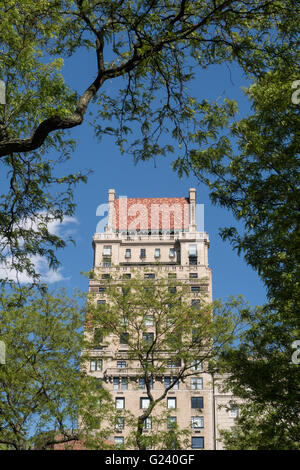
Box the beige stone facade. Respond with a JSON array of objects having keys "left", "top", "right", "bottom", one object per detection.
[{"left": 87, "top": 188, "right": 238, "bottom": 450}]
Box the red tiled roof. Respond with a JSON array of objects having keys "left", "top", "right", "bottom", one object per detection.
[{"left": 114, "top": 197, "right": 189, "bottom": 231}]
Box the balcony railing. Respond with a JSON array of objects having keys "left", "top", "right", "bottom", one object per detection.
[
  {"left": 90, "top": 265, "right": 209, "bottom": 276},
  {"left": 104, "top": 367, "right": 183, "bottom": 377},
  {"left": 93, "top": 232, "right": 207, "bottom": 242}
]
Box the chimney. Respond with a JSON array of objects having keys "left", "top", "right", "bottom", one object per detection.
[
  {"left": 107, "top": 189, "right": 115, "bottom": 233},
  {"left": 189, "top": 188, "right": 196, "bottom": 233}
]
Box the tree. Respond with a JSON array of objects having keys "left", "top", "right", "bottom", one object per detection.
[
  {"left": 87, "top": 272, "right": 244, "bottom": 450},
  {"left": 188, "top": 67, "right": 300, "bottom": 448},
  {"left": 218, "top": 304, "right": 300, "bottom": 449},
  {"left": 0, "top": 284, "right": 114, "bottom": 450},
  {"left": 0, "top": 0, "right": 297, "bottom": 280},
  {"left": 184, "top": 67, "right": 299, "bottom": 316}
]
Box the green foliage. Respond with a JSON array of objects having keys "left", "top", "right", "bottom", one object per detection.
[
  {"left": 217, "top": 302, "right": 300, "bottom": 449},
  {"left": 220, "top": 402, "right": 300, "bottom": 450},
  {"left": 0, "top": 284, "right": 113, "bottom": 450},
  {"left": 87, "top": 272, "right": 246, "bottom": 449},
  {"left": 0, "top": 1, "right": 298, "bottom": 280},
  {"left": 181, "top": 60, "right": 300, "bottom": 448},
  {"left": 0, "top": 3, "right": 298, "bottom": 445}
]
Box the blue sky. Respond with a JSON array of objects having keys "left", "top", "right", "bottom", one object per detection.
[{"left": 25, "top": 49, "right": 267, "bottom": 307}]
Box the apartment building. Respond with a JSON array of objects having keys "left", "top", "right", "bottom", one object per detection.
[{"left": 87, "top": 188, "right": 238, "bottom": 450}]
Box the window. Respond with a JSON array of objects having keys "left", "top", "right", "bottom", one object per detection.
[
  {"left": 97, "top": 300, "right": 106, "bottom": 310},
  {"left": 189, "top": 245, "right": 197, "bottom": 256},
  {"left": 169, "top": 248, "right": 175, "bottom": 258},
  {"left": 123, "top": 273, "right": 131, "bottom": 279},
  {"left": 140, "top": 398, "right": 150, "bottom": 409},
  {"left": 189, "top": 273, "right": 198, "bottom": 279},
  {"left": 167, "top": 398, "right": 176, "bottom": 409},
  {"left": 189, "top": 245, "right": 197, "bottom": 265},
  {"left": 172, "top": 378, "right": 179, "bottom": 390},
  {"left": 121, "top": 316, "right": 129, "bottom": 327},
  {"left": 168, "top": 286, "right": 176, "bottom": 294},
  {"left": 120, "top": 332, "right": 129, "bottom": 344},
  {"left": 103, "top": 259, "right": 111, "bottom": 267},
  {"left": 191, "top": 397, "right": 204, "bottom": 409},
  {"left": 140, "top": 249, "right": 146, "bottom": 258},
  {"left": 121, "top": 378, "right": 128, "bottom": 390},
  {"left": 122, "top": 286, "right": 130, "bottom": 296},
  {"left": 168, "top": 273, "right": 177, "bottom": 279},
  {"left": 145, "top": 315, "right": 154, "bottom": 326},
  {"left": 117, "top": 360, "right": 127, "bottom": 369},
  {"left": 93, "top": 328, "right": 103, "bottom": 348},
  {"left": 115, "top": 417, "right": 125, "bottom": 430},
  {"left": 114, "top": 436, "right": 124, "bottom": 448},
  {"left": 144, "top": 273, "right": 155, "bottom": 279},
  {"left": 169, "top": 439, "right": 179, "bottom": 450},
  {"left": 191, "top": 359, "right": 203, "bottom": 371},
  {"left": 143, "top": 417, "right": 152, "bottom": 430},
  {"left": 164, "top": 377, "right": 179, "bottom": 390},
  {"left": 90, "top": 359, "right": 102, "bottom": 371},
  {"left": 113, "top": 377, "right": 128, "bottom": 390},
  {"left": 139, "top": 378, "right": 153, "bottom": 389},
  {"left": 143, "top": 359, "right": 154, "bottom": 368},
  {"left": 113, "top": 377, "right": 119, "bottom": 390},
  {"left": 191, "top": 299, "right": 200, "bottom": 309},
  {"left": 229, "top": 406, "right": 239, "bottom": 418},
  {"left": 164, "top": 377, "right": 171, "bottom": 389},
  {"left": 191, "top": 285, "right": 200, "bottom": 293},
  {"left": 167, "top": 359, "right": 181, "bottom": 368},
  {"left": 94, "top": 378, "right": 102, "bottom": 390},
  {"left": 192, "top": 328, "right": 201, "bottom": 343},
  {"left": 103, "top": 245, "right": 112, "bottom": 256},
  {"left": 101, "top": 274, "right": 110, "bottom": 279},
  {"left": 142, "top": 332, "right": 154, "bottom": 343},
  {"left": 192, "top": 437, "right": 204, "bottom": 449},
  {"left": 115, "top": 398, "right": 125, "bottom": 409},
  {"left": 138, "top": 378, "right": 145, "bottom": 389},
  {"left": 154, "top": 248, "right": 160, "bottom": 258},
  {"left": 191, "top": 377, "right": 203, "bottom": 390},
  {"left": 191, "top": 416, "right": 204, "bottom": 429},
  {"left": 167, "top": 417, "right": 177, "bottom": 429},
  {"left": 125, "top": 249, "right": 131, "bottom": 258},
  {"left": 144, "top": 286, "right": 154, "bottom": 293}
]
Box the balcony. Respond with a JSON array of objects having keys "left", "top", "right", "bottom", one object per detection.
[
  {"left": 104, "top": 367, "right": 183, "bottom": 378},
  {"left": 104, "top": 368, "right": 142, "bottom": 377},
  {"left": 91, "top": 264, "right": 208, "bottom": 276},
  {"left": 94, "top": 232, "right": 207, "bottom": 242}
]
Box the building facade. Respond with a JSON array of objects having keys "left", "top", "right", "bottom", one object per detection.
[{"left": 87, "top": 188, "right": 237, "bottom": 450}]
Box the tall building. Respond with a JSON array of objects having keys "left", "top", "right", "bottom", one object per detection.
[{"left": 87, "top": 188, "right": 238, "bottom": 450}]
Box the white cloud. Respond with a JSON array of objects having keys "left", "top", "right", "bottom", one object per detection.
[
  {"left": 47, "top": 216, "right": 79, "bottom": 238},
  {"left": 0, "top": 255, "right": 69, "bottom": 284},
  {"left": 0, "top": 216, "right": 79, "bottom": 284}
]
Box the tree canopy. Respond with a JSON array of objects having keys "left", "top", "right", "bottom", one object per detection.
[
  {"left": 204, "top": 69, "right": 300, "bottom": 449},
  {"left": 0, "top": 0, "right": 298, "bottom": 280},
  {"left": 0, "top": 284, "right": 114, "bottom": 450},
  {"left": 88, "top": 273, "right": 244, "bottom": 449},
  {"left": 0, "top": 1, "right": 299, "bottom": 449}
]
